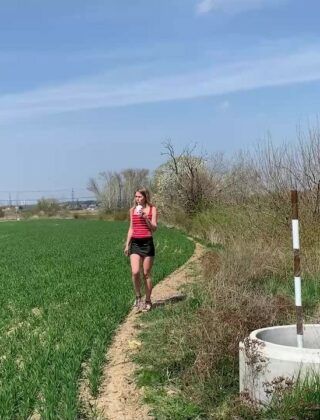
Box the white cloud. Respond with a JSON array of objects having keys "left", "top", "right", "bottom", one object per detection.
[
  {"left": 1, "top": 46, "right": 320, "bottom": 124},
  {"left": 197, "top": 0, "right": 216, "bottom": 14},
  {"left": 218, "top": 100, "right": 230, "bottom": 111},
  {"left": 196, "top": 0, "right": 285, "bottom": 15}
]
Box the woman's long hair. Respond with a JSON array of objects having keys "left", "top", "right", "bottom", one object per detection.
[{"left": 133, "top": 188, "right": 152, "bottom": 207}]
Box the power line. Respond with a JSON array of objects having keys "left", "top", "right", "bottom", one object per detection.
[{"left": 0, "top": 188, "right": 89, "bottom": 193}]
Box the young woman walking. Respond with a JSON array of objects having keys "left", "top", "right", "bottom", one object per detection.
[{"left": 124, "top": 188, "right": 158, "bottom": 311}]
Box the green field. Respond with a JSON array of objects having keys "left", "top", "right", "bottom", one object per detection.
[{"left": 0, "top": 219, "right": 194, "bottom": 418}]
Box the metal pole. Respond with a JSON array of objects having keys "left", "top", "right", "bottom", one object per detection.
[{"left": 291, "top": 190, "right": 303, "bottom": 348}]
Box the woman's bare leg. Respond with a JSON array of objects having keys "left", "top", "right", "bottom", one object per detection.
[
  {"left": 143, "top": 257, "right": 154, "bottom": 302},
  {"left": 130, "top": 254, "right": 142, "bottom": 297}
]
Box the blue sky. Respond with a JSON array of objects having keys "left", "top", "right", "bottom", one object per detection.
[{"left": 1, "top": 0, "right": 320, "bottom": 203}]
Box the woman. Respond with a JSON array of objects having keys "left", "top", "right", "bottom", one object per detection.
[{"left": 124, "top": 188, "right": 157, "bottom": 312}]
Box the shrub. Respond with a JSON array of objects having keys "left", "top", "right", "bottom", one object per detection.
[
  {"left": 113, "top": 209, "right": 129, "bottom": 221},
  {"left": 36, "top": 198, "right": 60, "bottom": 216}
]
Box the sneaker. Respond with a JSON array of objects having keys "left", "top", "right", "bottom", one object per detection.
[
  {"left": 142, "top": 300, "right": 152, "bottom": 312},
  {"left": 133, "top": 296, "right": 142, "bottom": 312}
]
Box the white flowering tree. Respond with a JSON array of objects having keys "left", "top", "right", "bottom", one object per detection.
[{"left": 153, "top": 141, "right": 220, "bottom": 215}]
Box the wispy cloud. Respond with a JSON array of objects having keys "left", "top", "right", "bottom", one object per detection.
[
  {"left": 1, "top": 46, "right": 320, "bottom": 124},
  {"left": 196, "top": 0, "right": 286, "bottom": 15},
  {"left": 217, "top": 100, "right": 230, "bottom": 111}
]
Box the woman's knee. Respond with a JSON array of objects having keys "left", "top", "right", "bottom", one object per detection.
[
  {"left": 143, "top": 270, "right": 151, "bottom": 279},
  {"left": 132, "top": 269, "right": 140, "bottom": 278}
]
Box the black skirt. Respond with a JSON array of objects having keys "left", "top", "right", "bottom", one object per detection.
[{"left": 130, "top": 237, "right": 155, "bottom": 257}]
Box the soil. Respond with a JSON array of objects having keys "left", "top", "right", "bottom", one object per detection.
[{"left": 80, "top": 241, "right": 206, "bottom": 419}]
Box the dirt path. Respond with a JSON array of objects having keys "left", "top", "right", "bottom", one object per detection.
[{"left": 81, "top": 242, "right": 206, "bottom": 420}]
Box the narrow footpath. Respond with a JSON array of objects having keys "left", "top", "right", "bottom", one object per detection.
[{"left": 81, "top": 242, "right": 206, "bottom": 420}]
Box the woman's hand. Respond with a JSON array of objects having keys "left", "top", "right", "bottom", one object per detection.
[
  {"left": 141, "top": 209, "right": 148, "bottom": 219},
  {"left": 124, "top": 245, "right": 129, "bottom": 256},
  {"left": 142, "top": 211, "right": 154, "bottom": 231}
]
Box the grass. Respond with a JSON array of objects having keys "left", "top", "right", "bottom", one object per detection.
[
  {"left": 134, "top": 258, "right": 320, "bottom": 419},
  {"left": 0, "top": 219, "right": 194, "bottom": 418},
  {"left": 260, "top": 274, "right": 320, "bottom": 316},
  {"left": 264, "top": 374, "right": 320, "bottom": 419},
  {"left": 134, "top": 296, "right": 206, "bottom": 419},
  {"left": 133, "top": 203, "right": 320, "bottom": 419}
]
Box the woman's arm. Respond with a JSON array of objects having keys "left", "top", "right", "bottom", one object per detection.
[
  {"left": 143, "top": 206, "right": 157, "bottom": 232},
  {"left": 124, "top": 208, "right": 133, "bottom": 255}
]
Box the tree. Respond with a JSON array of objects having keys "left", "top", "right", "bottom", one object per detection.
[
  {"left": 153, "top": 141, "right": 221, "bottom": 214},
  {"left": 88, "top": 169, "right": 150, "bottom": 211},
  {"left": 36, "top": 198, "right": 60, "bottom": 216}
]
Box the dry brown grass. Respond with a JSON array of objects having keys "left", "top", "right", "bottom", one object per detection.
[
  {"left": 145, "top": 167, "right": 320, "bottom": 416},
  {"left": 176, "top": 195, "right": 320, "bottom": 418},
  {"left": 185, "top": 240, "right": 294, "bottom": 384}
]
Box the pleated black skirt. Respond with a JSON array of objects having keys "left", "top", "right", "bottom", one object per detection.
[{"left": 129, "top": 237, "right": 155, "bottom": 257}]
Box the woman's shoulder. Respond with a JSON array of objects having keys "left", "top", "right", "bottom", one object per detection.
[{"left": 149, "top": 204, "right": 157, "bottom": 214}]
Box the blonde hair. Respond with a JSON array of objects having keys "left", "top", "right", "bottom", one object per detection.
[{"left": 133, "top": 188, "right": 151, "bottom": 206}]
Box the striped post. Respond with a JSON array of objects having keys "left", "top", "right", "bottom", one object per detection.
[{"left": 291, "top": 190, "right": 304, "bottom": 348}]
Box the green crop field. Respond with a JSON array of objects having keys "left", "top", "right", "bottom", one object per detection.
[{"left": 0, "top": 219, "right": 194, "bottom": 418}]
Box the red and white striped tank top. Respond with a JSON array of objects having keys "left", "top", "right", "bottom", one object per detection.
[{"left": 132, "top": 206, "right": 153, "bottom": 238}]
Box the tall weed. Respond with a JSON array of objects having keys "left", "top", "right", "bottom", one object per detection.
[{"left": 142, "top": 195, "right": 320, "bottom": 417}]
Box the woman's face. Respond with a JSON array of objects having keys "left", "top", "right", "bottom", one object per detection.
[{"left": 135, "top": 192, "right": 145, "bottom": 206}]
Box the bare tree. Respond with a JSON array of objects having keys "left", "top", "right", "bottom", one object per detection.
[
  {"left": 122, "top": 169, "right": 150, "bottom": 208},
  {"left": 88, "top": 168, "right": 150, "bottom": 211},
  {"left": 295, "top": 125, "right": 320, "bottom": 214}
]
